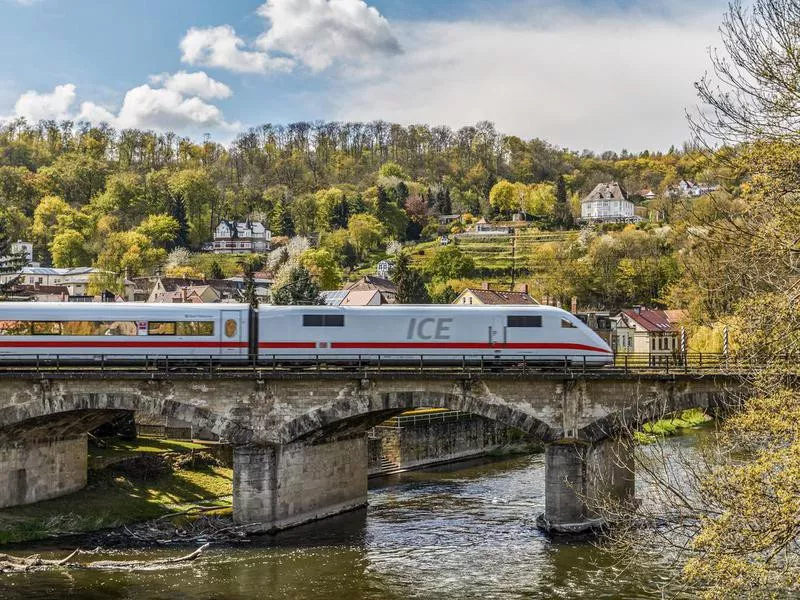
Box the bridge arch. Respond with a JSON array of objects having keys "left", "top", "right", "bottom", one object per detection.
[
  {"left": 0, "top": 392, "right": 255, "bottom": 444},
  {"left": 274, "top": 389, "right": 561, "bottom": 444}
]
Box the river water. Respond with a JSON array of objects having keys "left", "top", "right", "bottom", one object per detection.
[{"left": 0, "top": 437, "right": 700, "bottom": 600}]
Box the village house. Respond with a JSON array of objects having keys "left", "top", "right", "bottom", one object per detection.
[
  {"left": 612, "top": 307, "right": 688, "bottom": 363},
  {"left": 212, "top": 220, "right": 271, "bottom": 254},
  {"left": 454, "top": 283, "right": 538, "bottom": 305},
  {"left": 581, "top": 182, "right": 637, "bottom": 223},
  {"left": 0, "top": 266, "right": 135, "bottom": 301},
  {"left": 343, "top": 275, "right": 398, "bottom": 304}
]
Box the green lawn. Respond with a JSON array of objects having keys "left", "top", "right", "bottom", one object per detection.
[{"left": 0, "top": 437, "right": 233, "bottom": 545}]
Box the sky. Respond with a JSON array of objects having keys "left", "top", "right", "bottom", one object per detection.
[{"left": 0, "top": 0, "right": 730, "bottom": 152}]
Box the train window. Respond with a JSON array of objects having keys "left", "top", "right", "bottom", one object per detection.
[
  {"left": 62, "top": 321, "right": 137, "bottom": 336},
  {"left": 176, "top": 321, "right": 215, "bottom": 336},
  {"left": 561, "top": 319, "right": 577, "bottom": 329},
  {"left": 507, "top": 316, "right": 542, "bottom": 328},
  {"left": 303, "top": 314, "right": 345, "bottom": 327},
  {"left": 32, "top": 321, "right": 61, "bottom": 335},
  {"left": 148, "top": 322, "right": 176, "bottom": 336},
  {"left": 0, "top": 320, "right": 31, "bottom": 335}
]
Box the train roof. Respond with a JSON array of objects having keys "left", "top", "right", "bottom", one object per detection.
[{"left": 0, "top": 302, "right": 248, "bottom": 315}]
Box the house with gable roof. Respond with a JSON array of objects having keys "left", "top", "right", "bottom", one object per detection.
[
  {"left": 213, "top": 219, "right": 271, "bottom": 254},
  {"left": 581, "top": 182, "right": 637, "bottom": 222},
  {"left": 612, "top": 307, "right": 688, "bottom": 362}
]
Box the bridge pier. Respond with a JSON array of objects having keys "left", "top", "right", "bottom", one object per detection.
[
  {"left": 537, "top": 437, "right": 634, "bottom": 534},
  {"left": 233, "top": 435, "right": 368, "bottom": 532},
  {"left": 0, "top": 434, "right": 88, "bottom": 509}
]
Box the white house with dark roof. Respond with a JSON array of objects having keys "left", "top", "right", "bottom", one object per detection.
[
  {"left": 213, "top": 220, "right": 271, "bottom": 254},
  {"left": 581, "top": 182, "right": 636, "bottom": 222}
]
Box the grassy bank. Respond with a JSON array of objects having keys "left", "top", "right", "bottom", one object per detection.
[
  {"left": 634, "top": 409, "right": 712, "bottom": 444},
  {"left": 0, "top": 438, "right": 233, "bottom": 545}
]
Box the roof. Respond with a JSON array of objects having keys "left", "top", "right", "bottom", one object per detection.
[
  {"left": 582, "top": 182, "right": 629, "bottom": 204},
  {"left": 461, "top": 288, "right": 538, "bottom": 305},
  {"left": 345, "top": 275, "right": 397, "bottom": 294},
  {"left": 620, "top": 309, "right": 687, "bottom": 332},
  {"left": 340, "top": 290, "right": 381, "bottom": 306}
]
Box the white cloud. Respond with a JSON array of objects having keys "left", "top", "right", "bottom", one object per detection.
[
  {"left": 330, "top": 9, "right": 722, "bottom": 152},
  {"left": 180, "top": 25, "right": 294, "bottom": 74},
  {"left": 179, "top": 0, "right": 399, "bottom": 74},
  {"left": 255, "top": 0, "right": 401, "bottom": 72},
  {"left": 7, "top": 71, "right": 238, "bottom": 138},
  {"left": 149, "top": 70, "right": 232, "bottom": 100},
  {"left": 14, "top": 83, "right": 76, "bottom": 122},
  {"left": 115, "top": 84, "right": 235, "bottom": 131}
]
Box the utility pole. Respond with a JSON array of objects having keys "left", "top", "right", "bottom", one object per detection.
[{"left": 510, "top": 229, "right": 517, "bottom": 290}]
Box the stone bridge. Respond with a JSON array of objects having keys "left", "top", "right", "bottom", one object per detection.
[{"left": 0, "top": 371, "right": 744, "bottom": 533}]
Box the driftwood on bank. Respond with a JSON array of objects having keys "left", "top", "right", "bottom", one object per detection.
[{"left": 0, "top": 543, "right": 210, "bottom": 573}]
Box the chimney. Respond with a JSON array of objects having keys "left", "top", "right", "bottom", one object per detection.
[
  {"left": 516, "top": 283, "right": 529, "bottom": 295},
  {"left": 635, "top": 305, "right": 642, "bottom": 315},
  {"left": 571, "top": 296, "right": 578, "bottom": 314},
  {"left": 481, "top": 282, "right": 490, "bottom": 290},
  {"left": 181, "top": 286, "right": 188, "bottom": 302}
]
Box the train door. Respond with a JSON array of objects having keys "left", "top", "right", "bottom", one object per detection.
[
  {"left": 488, "top": 316, "right": 504, "bottom": 355},
  {"left": 221, "top": 310, "right": 244, "bottom": 355}
]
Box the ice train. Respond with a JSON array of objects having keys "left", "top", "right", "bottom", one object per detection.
[{"left": 0, "top": 302, "right": 613, "bottom": 365}]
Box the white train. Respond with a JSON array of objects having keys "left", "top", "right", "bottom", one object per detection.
[{"left": 0, "top": 302, "right": 613, "bottom": 365}]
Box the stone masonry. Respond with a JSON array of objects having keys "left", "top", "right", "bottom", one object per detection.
[{"left": 0, "top": 372, "right": 742, "bottom": 533}]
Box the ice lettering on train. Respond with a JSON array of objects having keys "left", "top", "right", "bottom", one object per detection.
[{"left": 406, "top": 318, "right": 453, "bottom": 340}]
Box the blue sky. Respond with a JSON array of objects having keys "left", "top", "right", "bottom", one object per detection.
[{"left": 0, "top": 0, "right": 728, "bottom": 150}]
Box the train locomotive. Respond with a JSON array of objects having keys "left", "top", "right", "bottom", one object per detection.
[{"left": 0, "top": 302, "right": 613, "bottom": 366}]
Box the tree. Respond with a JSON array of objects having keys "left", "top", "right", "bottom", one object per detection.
[
  {"left": 554, "top": 175, "right": 574, "bottom": 228},
  {"left": 135, "top": 214, "right": 179, "bottom": 248},
  {"left": 50, "top": 229, "right": 89, "bottom": 267},
  {"left": 271, "top": 266, "right": 324, "bottom": 305},
  {"left": 0, "top": 211, "right": 27, "bottom": 298},
  {"left": 95, "top": 231, "right": 167, "bottom": 279},
  {"left": 299, "top": 248, "right": 342, "bottom": 290},
  {"left": 170, "top": 196, "right": 190, "bottom": 249},
  {"left": 238, "top": 255, "right": 264, "bottom": 309},
  {"left": 31, "top": 195, "right": 73, "bottom": 261},
  {"left": 424, "top": 245, "right": 475, "bottom": 281},
  {"left": 488, "top": 180, "right": 518, "bottom": 215},
  {"left": 392, "top": 252, "right": 430, "bottom": 304},
  {"left": 347, "top": 214, "right": 383, "bottom": 259}
]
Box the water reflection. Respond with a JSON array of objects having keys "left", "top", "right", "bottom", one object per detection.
[{"left": 0, "top": 451, "right": 693, "bottom": 600}]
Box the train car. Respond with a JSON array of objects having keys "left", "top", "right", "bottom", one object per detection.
[
  {"left": 0, "top": 302, "right": 250, "bottom": 361},
  {"left": 257, "top": 305, "right": 613, "bottom": 365}
]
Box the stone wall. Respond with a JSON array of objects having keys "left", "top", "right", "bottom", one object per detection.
[
  {"left": 0, "top": 435, "right": 87, "bottom": 509},
  {"left": 234, "top": 435, "right": 368, "bottom": 531},
  {"left": 369, "top": 414, "right": 533, "bottom": 474}
]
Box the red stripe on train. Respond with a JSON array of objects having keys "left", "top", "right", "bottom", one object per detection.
[
  {"left": 259, "top": 342, "right": 317, "bottom": 349},
  {"left": 0, "top": 341, "right": 248, "bottom": 348},
  {"left": 260, "top": 341, "right": 611, "bottom": 353}
]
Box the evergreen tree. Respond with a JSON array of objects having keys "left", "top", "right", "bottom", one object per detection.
[
  {"left": 392, "top": 252, "right": 430, "bottom": 304},
  {"left": 209, "top": 260, "right": 225, "bottom": 280},
  {"left": 554, "top": 175, "right": 573, "bottom": 229},
  {"left": 271, "top": 266, "right": 325, "bottom": 305},
  {"left": 396, "top": 181, "right": 409, "bottom": 205},
  {"left": 431, "top": 284, "right": 458, "bottom": 304},
  {"left": 331, "top": 192, "right": 350, "bottom": 229},
  {"left": 171, "top": 196, "right": 190, "bottom": 249},
  {"left": 238, "top": 255, "right": 264, "bottom": 309},
  {"left": 375, "top": 186, "right": 391, "bottom": 221}
]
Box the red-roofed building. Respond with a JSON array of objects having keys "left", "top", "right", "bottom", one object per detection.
[{"left": 613, "top": 307, "right": 688, "bottom": 361}]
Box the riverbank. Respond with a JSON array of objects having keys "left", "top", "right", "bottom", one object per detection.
[
  {"left": 0, "top": 438, "right": 233, "bottom": 545},
  {"left": 634, "top": 408, "right": 712, "bottom": 444}
]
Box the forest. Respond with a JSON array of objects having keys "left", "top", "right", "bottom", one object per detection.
[{"left": 0, "top": 115, "right": 730, "bottom": 313}]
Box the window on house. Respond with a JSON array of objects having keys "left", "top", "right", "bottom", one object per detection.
[
  {"left": 303, "top": 314, "right": 345, "bottom": 327},
  {"left": 507, "top": 316, "right": 542, "bottom": 328},
  {"left": 651, "top": 337, "right": 656, "bottom": 351}
]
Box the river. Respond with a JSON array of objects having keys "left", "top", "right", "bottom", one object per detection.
[{"left": 0, "top": 435, "right": 702, "bottom": 600}]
